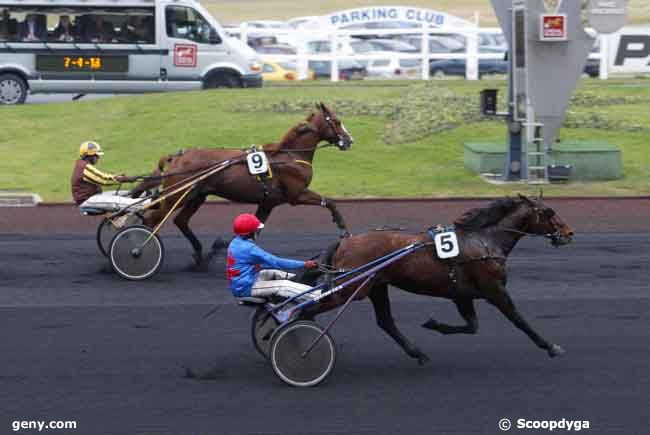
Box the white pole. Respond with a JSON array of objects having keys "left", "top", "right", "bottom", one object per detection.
[
  {"left": 465, "top": 29, "right": 479, "bottom": 80},
  {"left": 421, "top": 24, "right": 429, "bottom": 80},
  {"left": 297, "top": 29, "right": 309, "bottom": 80},
  {"left": 330, "top": 29, "right": 339, "bottom": 83},
  {"left": 599, "top": 34, "right": 609, "bottom": 80},
  {"left": 240, "top": 22, "right": 248, "bottom": 45}
]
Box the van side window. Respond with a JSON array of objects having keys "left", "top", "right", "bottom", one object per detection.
[
  {"left": 0, "top": 6, "right": 155, "bottom": 44},
  {"left": 166, "top": 6, "right": 214, "bottom": 44}
]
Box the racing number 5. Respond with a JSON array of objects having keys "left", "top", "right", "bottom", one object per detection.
[
  {"left": 434, "top": 231, "right": 459, "bottom": 259},
  {"left": 439, "top": 234, "right": 454, "bottom": 253}
]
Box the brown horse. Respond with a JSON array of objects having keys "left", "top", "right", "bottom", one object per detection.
[
  {"left": 131, "top": 103, "right": 353, "bottom": 265},
  {"left": 303, "top": 195, "right": 574, "bottom": 365}
]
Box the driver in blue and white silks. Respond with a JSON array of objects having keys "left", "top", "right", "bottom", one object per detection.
[{"left": 226, "top": 213, "right": 320, "bottom": 300}]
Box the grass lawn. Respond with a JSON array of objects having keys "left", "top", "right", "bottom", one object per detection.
[
  {"left": 1, "top": 79, "right": 649, "bottom": 202},
  {"left": 203, "top": 0, "right": 650, "bottom": 27}
]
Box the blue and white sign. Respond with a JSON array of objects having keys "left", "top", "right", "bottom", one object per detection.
[{"left": 322, "top": 6, "right": 475, "bottom": 29}]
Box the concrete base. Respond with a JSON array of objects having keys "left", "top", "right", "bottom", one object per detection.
[{"left": 464, "top": 141, "right": 623, "bottom": 181}]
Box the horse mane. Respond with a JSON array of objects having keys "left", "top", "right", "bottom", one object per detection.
[
  {"left": 453, "top": 197, "right": 522, "bottom": 230},
  {"left": 265, "top": 112, "right": 319, "bottom": 155}
]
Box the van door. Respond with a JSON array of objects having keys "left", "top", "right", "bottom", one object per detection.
[{"left": 161, "top": 4, "right": 228, "bottom": 91}]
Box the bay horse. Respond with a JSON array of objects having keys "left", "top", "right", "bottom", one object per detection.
[
  {"left": 130, "top": 103, "right": 353, "bottom": 265},
  {"left": 303, "top": 195, "right": 574, "bottom": 364}
]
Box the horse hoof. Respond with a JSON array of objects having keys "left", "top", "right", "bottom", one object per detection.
[
  {"left": 548, "top": 344, "right": 566, "bottom": 358},
  {"left": 192, "top": 253, "right": 203, "bottom": 265},
  {"left": 421, "top": 319, "right": 440, "bottom": 331},
  {"left": 416, "top": 353, "right": 430, "bottom": 365}
]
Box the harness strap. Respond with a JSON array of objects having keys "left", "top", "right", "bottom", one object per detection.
[{"left": 294, "top": 160, "right": 313, "bottom": 167}]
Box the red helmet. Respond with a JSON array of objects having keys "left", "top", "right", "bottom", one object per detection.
[{"left": 233, "top": 213, "right": 264, "bottom": 236}]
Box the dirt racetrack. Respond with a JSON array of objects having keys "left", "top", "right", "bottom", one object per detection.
[{"left": 0, "top": 198, "right": 648, "bottom": 435}]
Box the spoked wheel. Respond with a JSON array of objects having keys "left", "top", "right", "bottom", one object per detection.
[
  {"left": 270, "top": 321, "right": 336, "bottom": 388},
  {"left": 109, "top": 225, "right": 164, "bottom": 281},
  {"left": 97, "top": 215, "right": 143, "bottom": 257},
  {"left": 251, "top": 306, "right": 279, "bottom": 359}
]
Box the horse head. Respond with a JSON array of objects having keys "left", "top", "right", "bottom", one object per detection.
[
  {"left": 309, "top": 102, "right": 353, "bottom": 150},
  {"left": 517, "top": 194, "right": 574, "bottom": 246}
]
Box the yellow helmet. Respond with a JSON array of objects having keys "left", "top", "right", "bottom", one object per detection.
[{"left": 79, "top": 141, "right": 105, "bottom": 158}]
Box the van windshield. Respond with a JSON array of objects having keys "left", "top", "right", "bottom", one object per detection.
[
  {"left": 0, "top": 5, "right": 155, "bottom": 43},
  {"left": 165, "top": 6, "right": 215, "bottom": 44}
]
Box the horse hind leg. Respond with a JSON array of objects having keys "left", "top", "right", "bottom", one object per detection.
[
  {"left": 422, "top": 298, "right": 479, "bottom": 335},
  {"left": 173, "top": 194, "right": 207, "bottom": 268},
  {"left": 369, "top": 284, "right": 430, "bottom": 365}
]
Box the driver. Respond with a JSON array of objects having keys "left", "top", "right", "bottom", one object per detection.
[
  {"left": 226, "top": 213, "right": 320, "bottom": 300},
  {"left": 71, "top": 141, "right": 135, "bottom": 205}
]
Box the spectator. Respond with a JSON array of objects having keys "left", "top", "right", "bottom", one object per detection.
[
  {"left": 121, "top": 16, "right": 152, "bottom": 43},
  {"left": 0, "top": 9, "right": 18, "bottom": 41},
  {"left": 19, "top": 14, "right": 47, "bottom": 42},
  {"left": 52, "top": 15, "right": 76, "bottom": 42},
  {"left": 84, "top": 15, "right": 115, "bottom": 42}
]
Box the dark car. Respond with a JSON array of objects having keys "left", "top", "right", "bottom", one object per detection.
[
  {"left": 583, "top": 58, "right": 600, "bottom": 78},
  {"left": 308, "top": 59, "right": 367, "bottom": 80},
  {"left": 429, "top": 48, "right": 507, "bottom": 78}
]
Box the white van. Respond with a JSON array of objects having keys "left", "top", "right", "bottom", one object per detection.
[{"left": 0, "top": 0, "right": 263, "bottom": 104}]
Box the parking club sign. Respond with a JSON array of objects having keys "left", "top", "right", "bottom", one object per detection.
[{"left": 540, "top": 14, "right": 567, "bottom": 41}]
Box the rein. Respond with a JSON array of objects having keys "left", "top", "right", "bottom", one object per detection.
[{"left": 503, "top": 228, "right": 561, "bottom": 240}]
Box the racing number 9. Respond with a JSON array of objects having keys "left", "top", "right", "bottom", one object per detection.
[
  {"left": 251, "top": 153, "right": 264, "bottom": 170},
  {"left": 246, "top": 151, "right": 269, "bottom": 175}
]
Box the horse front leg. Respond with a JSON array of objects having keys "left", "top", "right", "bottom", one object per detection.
[
  {"left": 488, "top": 286, "right": 565, "bottom": 358},
  {"left": 370, "top": 284, "right": 429, "bottom": 365},
  {"left": 293, "top": 189, "right": 349, "bottom": 238},
  {"left": 422, "top": 298, "right": 479, "bottom": 334}
]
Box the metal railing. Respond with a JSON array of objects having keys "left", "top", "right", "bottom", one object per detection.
[{"left": 229, "top": 23, "right": 607, "bottom": 81}]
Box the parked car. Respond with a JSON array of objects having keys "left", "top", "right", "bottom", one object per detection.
[
  {"left": 306, "top": 38, "right": 361, "bottom": 56},
  {"left": 365, "top": 55, "right": 422, "bottom": 79},
  {"left": 341, "top": 21, "right": 420, "bottom": 40},
  {"left": 262, "top": 60, "right": 314, "bottom": 81},
  {"left": 241, "top": 20, "right": 296, "bottom": 46},
  {"left": 255, "top": 44, "right": 297, "bottom": 55},
  {"left": 583, "top": 58, "right": 600, "bottom": 78},
  {"left": 308, "top": 59, "right": 367, "bottom": 80},
  {"left": 398, "top": 36, "right": 459, "bottom": 55},
  {"left": 363, "top": 38, "right": 419, "bottom": 53},
  {"left": 429, "top": 48, "right": 507, "bottom": 78}
]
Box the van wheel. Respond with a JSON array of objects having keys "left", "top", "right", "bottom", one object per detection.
[
  {"left": 205, "top": 72, "right": 241, "bottom": 89},
  {"left": 0, "top": 73, "right": 28, "bottom": 105}
]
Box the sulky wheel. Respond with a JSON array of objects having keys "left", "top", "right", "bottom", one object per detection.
[
  {"left": 109, "top": 225, "right": 164, "bottom": 281},
  {"left": 97, "top": 215, "right": 143, "bottom": 257},
  {"left": 270, "top": 321, "right": 336, "bottom": 388},
  {"left": 251, "top": 306, "right": 279, "bottom": 360}
]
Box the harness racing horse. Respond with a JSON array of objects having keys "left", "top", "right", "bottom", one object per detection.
[
  {"left": 304, "top": 195, "right": 574, "bottom": 365},
  {"left": 131, "top": 103, "right": 353, "bottom": 266}
]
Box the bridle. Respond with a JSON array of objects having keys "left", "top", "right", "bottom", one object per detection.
[
  {"left": 503, "top": 205, "right": 570, "bottom": 246},
  {"left": 322, "top": 112, "right": 352, "bottom": 150}
]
